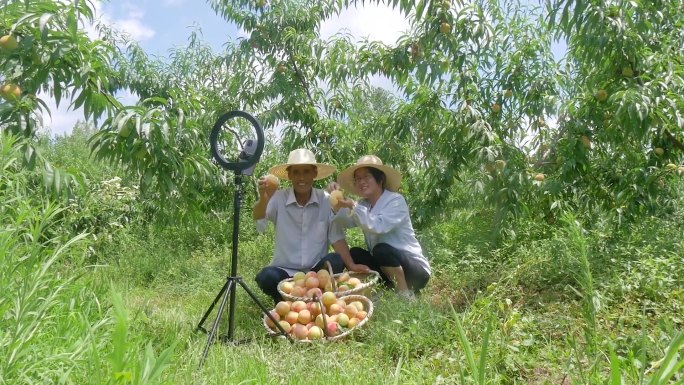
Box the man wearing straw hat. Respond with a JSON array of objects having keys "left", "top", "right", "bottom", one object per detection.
[
  {"left": 252, "top": 148, "right": 370, "bottom": 303},
  {"left": 330, "top": 154, "right": 431, "bottom": 300}
]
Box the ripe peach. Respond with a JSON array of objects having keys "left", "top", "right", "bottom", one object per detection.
[
  {"left": 315, "top": 314, "right": 325, "bottom": 329},
  {"left": 326, "top": 322, "right": 339, "bottom": 336},
  {"left": 294, "top": 278, "right": 306, "bottom": 288},
  {"left": 277, "top": 320, "right": 291, "bottom": 333},
  {"left": 534, "top": 173, "right": 545, "bottom": 182},
  {"left": 347, "top": 318, "right": 360, "bottom": 328},
  {"left": 290, "top": 286, "right": 307, "bottom": 297},
  {"left": 329, "top": 190, "right": 344, "bottom": 206},
  {"left": 344, "top": 304, "right": 358, "bottom": 319},
  {"left": 355, "top": 310, "right": 367, "bottom": 320},
  {"left": 307, "top": 287, "right": 323, "bottom": 299},
  {"left": 328, "top": 303, "right": 344, "bottom": 315},
  {"left": 337, "top": 313, "right": 350, "bottom": 327},
  {"left": 285, "top": 311, "right": 299, "bottom": 325},
  {"left": 337, "top": 284, "right": 350, "bottom": 292},
  {"left": 305, "top": 271, "right": 317, "bottom": 279},
  {"left": 280, "top": 281, "right": 294, "bottom": 294},
  {"left": 308, "top": 302, "right": 322, "bottom": 316},
  {"left": 291, "top": 301, "right": 307, "bottom": 312},
  {"left": 350, "top": 301, "right": 364, "bottom": 312},
  {"left": 275, "top": 301, "right": 290, "bottom": 317},
  {"left": 298, "top": 309, "right": 312, "bottom": 324},
  {"left": 347, "top": 277, "right": 362, "bottom": 288},
  {"left": 308, "top": 326, "right": 323, "bottom": 339},
  {"left": 305, "top": 276, "right": 320, "bottom": 289},
  {"left": 264, "top": 174, "right": 280, "bottom": 189},
  {"left": 264, "top": 311, "right": 280, "bottom": 327},
  {"left": 337, "top": 272, "right": 350, "bottom": 283},
  {"left": 321, "top": 292, "right": 337, "bottom": 307},
  {"left": 293, "top": 324, "right": 308, "bottom": 340},
  {"left": 292, "top": 271, "right": 306, "bottom": 281},
  {"left": 335, "top": 299, "right": 346, "bottom": 308}
]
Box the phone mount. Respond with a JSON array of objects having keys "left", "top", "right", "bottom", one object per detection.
[{"left": 198, "top": 111, "right": 290, "bottom": 369}]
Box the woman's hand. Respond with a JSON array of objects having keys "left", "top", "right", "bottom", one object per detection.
[
  {"left": 349, "top": 263, "right": 370, "bottom": 273},
  {"left": 326, "top": 181, "right": 340, "bottom": 193}
]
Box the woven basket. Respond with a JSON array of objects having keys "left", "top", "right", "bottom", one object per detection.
[
  {"left": 262, "top": 294, "right": 374, "bottom": 342},
  {"left": 277, "top": 262, "right": 380, "bottom": 303},
  {"left": 326, "top": 294, "right": 374, "bottom": 341}
]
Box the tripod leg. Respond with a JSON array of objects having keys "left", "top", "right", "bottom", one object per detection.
[
  {"left": 196, "top": 278, "right": 231, "bottom": 333},
  {"left": 236, "top": 278, "right": 292, "bottom": 340},
  {"left": 198, "top": 279, "right": 234, "bottom": 370}
]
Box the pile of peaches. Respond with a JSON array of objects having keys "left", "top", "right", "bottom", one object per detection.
[
  {"left": 279, "top": 269, "right": 365, "bottom": 299},
  {"left": 264, "top": 292, "right": 369, "bottom": 341}
]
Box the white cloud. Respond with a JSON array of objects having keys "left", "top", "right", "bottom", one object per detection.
[{"left": 320, "top": 3, "right": 410, "bottom": 45}]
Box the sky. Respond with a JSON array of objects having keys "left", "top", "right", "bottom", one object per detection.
[
  {"left": 42, "top": 0, "right": 565, "bottom": 137},
  {"left": 43, "top": 0, "right": 413, "bottom": 136}
]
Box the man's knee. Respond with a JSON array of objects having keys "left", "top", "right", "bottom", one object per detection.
[
  {"left": 255, "top": 267, "right": 285, "bottom": 299},
  {"left": 319, "top": 253, "right": 345, "bottom": 273}
]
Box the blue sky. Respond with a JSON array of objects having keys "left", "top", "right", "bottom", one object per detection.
[
  {"left": 44, "top": 1, "right": 565, "bottom": 136},
  {"left": 45, "top": 0, "right": 412, "bottom": 135}
]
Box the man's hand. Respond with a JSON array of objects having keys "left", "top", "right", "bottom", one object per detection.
[
  {"left": 348, "top": 263, "right": 370, "bottom": 273},
  {"left": 257, "top": 175, "right": 278, "bottom": 200}
]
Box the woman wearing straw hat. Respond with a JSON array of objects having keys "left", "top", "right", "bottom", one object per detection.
[
  {"left": 331, "top": 155, "right": 431, "bottom": 300},
  {"left": 252, "top": 149, "right": 370, "bottom": 303}
]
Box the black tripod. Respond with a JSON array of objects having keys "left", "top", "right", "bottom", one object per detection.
[{"left": 197, "top": 111, "right": 290, "bottom": 370}]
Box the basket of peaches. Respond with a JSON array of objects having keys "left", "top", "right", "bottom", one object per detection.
[
  {"left": 263, "top": 293, "right": 373, "bottom": 341},
  {"left": 277, "top": 265, "right": 380, "bottom": 303}
]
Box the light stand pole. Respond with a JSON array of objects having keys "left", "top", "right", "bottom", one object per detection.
[{"left": 196, "top": 111, "right": 291, "bottom": 370}]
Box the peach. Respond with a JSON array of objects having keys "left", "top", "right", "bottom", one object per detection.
[
  {"left": 337, "top": 313, "right": 350, "bottom": 327},
  {"left": 277, "top": 320, "right": 292, "bottom": 333},
  {"left": 321, "top": 292, "right": 337, "bottom": 307},
  {"left": 305, "top": 276, "right": 320, "bottom": 289},
  {"left": 293, "top": 324, "right": 308, "bottom": 340},
  {"left": 275, "top": 301, "right": 290, "bottom": 317},
  {"left": 285, "top": 311, "right": 299, "bottom": 325},
  {"left": 344, "top": 304, "right": 358, "bottom": 319},
  {"left": 307, "top": 287, "right": 323, "bottom": 299},
  {"left": 292, "top": 271, "right": 306, "bottom": 281},
  {"left": 308, "top": 326, "right": 323, "bottom": 339},
  {"left": 294, "top": 278, "right": 306, "bottom": 288},
  {"left": 350, "top": 301, "right": 364, "bottom": 312},
  {"left": 347, "top": 318, "right": 360, "bottom": 328},
  {"left": 326, "top": 322, "right": 339, "bottom": 336},
  {"left": 337, "top": 272, "right": 350, "bottom": 283},
  {"left": 298, "top": 309, "right": 312, "bottom": 324},
  {"left": 264, "top": 311, "right": 280, "bottom": 328},
  {"left": 315, "top": 314, "right": 325, "bottom": 329},
  {"left": 291, "top": 301, "right": 307, "bottom": 312},
  {"left": 305, "top": 271, "right": 317, "bottom": 279},
  {"left": 308, "top": 302, "right": 322, "bottom": 316},
  {"left": 291, "top": 286, "right": 307, "bottom": 297},
  {"left": 355, "top": 310, "right": 367, "bottom": 320},
  {"left": 328, "top": 303, "right": 343, "bottom": 315},
  {"left": 337, "top": 284, "right": 350, "bottom": 292},
  {"left": 347, "top": 277, "right": 362, "bottom": 288},
  {"left": 281, "top": 281, "right": 294, "bottom": 294},
  {"left": 264, "top": 174, "right": 280, "bottom": 189}
]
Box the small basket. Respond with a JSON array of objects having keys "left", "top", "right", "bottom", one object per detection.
[
  {"left": 277, "top": 261, "right": 380, "bottom": 302},
  {"left": 331, "top": 271, "right": 380, "bottom": 298},
  {"left": 263, "top": 294, "right": 374, "bottom": 342},
  {"left": 326, "top": 294, "right": 374, "bottom": 341}
]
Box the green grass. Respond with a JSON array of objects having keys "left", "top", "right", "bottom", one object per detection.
[{"left": 2, "top": 132, "right": 684, "bottom": 384}]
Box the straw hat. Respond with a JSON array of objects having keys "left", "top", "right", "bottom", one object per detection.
[
  {"left": 338, "top": 155, "right": 402, "bottom": 195},
  {"left": 268, "top": 148, "right": 336, "bottom": 181}
]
